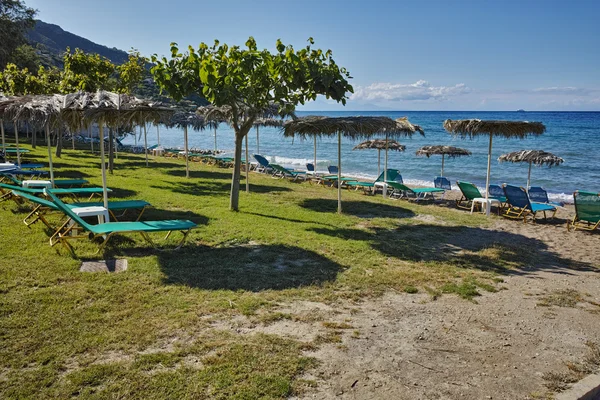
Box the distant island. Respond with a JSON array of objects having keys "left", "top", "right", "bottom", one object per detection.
[{"left": 516, "top": 109, "right": 526, "bottom": 112}]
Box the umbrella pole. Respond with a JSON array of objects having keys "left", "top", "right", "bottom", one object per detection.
[
  {"left": 14, "top": 120, "right": 21, "bottom": 168},
  {"left": 1, "top": 120, "right": 6, "bottom": 157},
  {"left": 383, "top": 134, "right": 389, "bottom": 198},
  {"left": 256, "top": 125, "right": 260, "bottom": 154},
  {"left": 337, "top": 131, "right": 342, "bottom": 214},
  {"left": 71, "top": 128, "right": 75, "bottom": 150},
  {"left": 313, "top": 135, "right": 317, "bottom": 174},
  {"left": 214, "top": 126, "right": 217, "bottom": 153},
  {"left": 157, "top": 125, "right": 160, "bottom": 146},
  {"left": 527, "top": 161, "right": 532, "bottom": 192},
  {"left": 45, "top": 125, "right": 55, "bottom": 187},
  {"left": 377, "top": 149, "right": 381, "bottom": 178},
  {"left": 484, "top": 135, "right": 493, "bottom": 214},
  {"left": 99, "top": 121, "right": 109, "bottom": 210},
  {"left": 183, "top": 125, "right": 189, "bottom": 178},
  {"left": 245, "top": 134, "right": 249, "bottom": 192},
  {"left": 143, "top": 123, "right": 148, "bottom": 167},
  {"left": 89, "top": 125, "right": 93, "bottom": 154},
  {"left": 441, "top": 154, "right": 445, "bottom": 177}
]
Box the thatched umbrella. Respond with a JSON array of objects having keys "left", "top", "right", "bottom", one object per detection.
[
  {"left": 415, "top": 145, "right": 472, "bottom": 177},
  {"left": 498, "top": 150, "right": 564, "bottom": 191},
  {"left": 5, "top": 94, "right": 63, "bottom": 186},
  {"left": 353, "top": 139, "right": 406, "bottom": 178},
  {"left": 0, "top": 94, "right": 12, "bottom": 157},
  {"left": 444, "top": 119, "right": 546, "bottom": 207},
  {"left": 283, "top": 116, "right": 422, "bottom": 213},
  {"left": 0, "top": 96, "right": 27, "bottom": 166},
  {"left": 62, "top": 91, "right": 173, "bottom": 208},
  {"left": 253, "top": 117, "right": 284, "bottom": 155},
  {"left": 167, "top": 112, "right": 211, "bottom": 178},
  {"left": 196, "top": 105, "right": 229, "bottom": 153}
]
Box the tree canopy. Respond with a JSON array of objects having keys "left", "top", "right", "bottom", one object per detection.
[
  {"left": 151, "top": 37, "right": 353, "bottom": 210},
  {"left": 0, "top": 0, "right": 37, "bottom": 69}
]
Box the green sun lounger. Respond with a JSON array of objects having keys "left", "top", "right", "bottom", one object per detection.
[
  {"left": 346, "top": 169, "right": 402, "bottom": 194},
  {"left": 456, "top": 181, "right": 505, "bottom": 211},
  {"left": 5, "top": 174, "right": 89, "bottom": 188},
  {"left": 12, "top": 190, "right": 151, "bottom": 231},
  {"left": 567, "top": 190, "right": 600, "bottom": 232},
  {"left": 269, "top": 164, "right": 306, "bottom": 181},
  {"left": 502, "top": 184, "right": 557, "bottom": 223},
  {"left": 43, "top": 189, "right": 197, "bottom": 254},
  {"left": 387, "top": 181, "right": 445, "bottom": 201},
  {"left": 0, "top": 183, "right": 110, "bottom": 203}
]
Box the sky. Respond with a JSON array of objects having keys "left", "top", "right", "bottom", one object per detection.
[{"left": 25, "top": 0, "right": 600, "bottom": 111}]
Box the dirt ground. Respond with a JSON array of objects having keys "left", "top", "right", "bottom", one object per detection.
[{"left": 215, "top": 202, "right": 600, "bottom": 399}]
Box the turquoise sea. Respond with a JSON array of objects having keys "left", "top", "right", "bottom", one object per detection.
[{"left": 122, "top": 111, "right": 600, "bottom": 202}]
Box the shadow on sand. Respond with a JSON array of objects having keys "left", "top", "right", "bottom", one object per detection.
[
  {"left": 308, "top": 223, "right": 597, "bottom": 276},
  {"left": 299, "top": 198, "right": 416, "bottom": 219}
]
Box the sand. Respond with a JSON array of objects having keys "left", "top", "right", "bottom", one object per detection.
[{"left": 216, "top": 197, "right": 600, "bottom": 399}]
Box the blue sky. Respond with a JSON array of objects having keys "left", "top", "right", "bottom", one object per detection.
[{"left": 26, "top": 0, "right": 600, "bottom": 111}]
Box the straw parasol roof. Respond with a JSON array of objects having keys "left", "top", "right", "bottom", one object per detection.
[
  {"left": 61, "top": 91, "right": 173, "bottom": 130},
  {"left": 498, "top": 150, "right": 564, "bottom": 167},
  {"left": 282, "top": 116, "right": 421, "bottom": 139},
  {"left": 4, "top": 94, "right": 63, "bottom": 129},
  {"left": 443, "top": 119, "right": 546, "bottom": 138},
  {"left": 353, "top": 139, "right": 406, "bottom": 151},
  {"left": 168, "top": 112, "right": 214, "bottom": 131},
  {"left": 415, "top": 145, "right": 471, "bottom": 158}
]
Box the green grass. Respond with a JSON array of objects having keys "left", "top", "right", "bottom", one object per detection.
[{"left": 0, "top": 143, "right": 583, "bottom": 398}]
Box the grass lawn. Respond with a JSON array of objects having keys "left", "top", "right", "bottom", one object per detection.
[{"left": 1, "top": 144, "right": 531, "bottom": 398}]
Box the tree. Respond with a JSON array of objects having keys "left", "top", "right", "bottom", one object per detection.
[
  {"left": 0, "top": 0, "right": 37, "bottom": 69},
  {"left": 151, "top": 37, "right": 353, "bottom": 211},
  {"left": 116, "top": 50, "right": 146, "bottom": 94},
  {"left": 59, "top": 47, "right": 116, "bottom": 93}
]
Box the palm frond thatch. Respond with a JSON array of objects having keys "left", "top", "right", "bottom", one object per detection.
[
  {"left": 283, "top": 116, "right": 424, "bottom": 139},
  {"left": 498, "top": 150, "right": 564, "bottom": 167},
  {"left": 167, "top": 112, "right": 215, "bottom": 131},
  {"left": 3, "top": 95, "right": 64, "bottom": 129},
  {"left": 443, "top": 119, "right": 546, "bottom": 138},
  {"left": 253, "top": 117, "right": 284, "bottom": 128},
  {"left": 415, "top": 145, "right": 471, "bottom": 158},
  {"left": 197, "top": 103, "right": 295, "bottom": 125},
  {"left": 353, "top": 139, "right": 406, "bottom": 151},
  {"left": 61, "top": 91, "right": 174, "bottom": 131}
]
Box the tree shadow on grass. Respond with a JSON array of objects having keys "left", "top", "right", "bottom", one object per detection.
[
  {"left": 153, "top": 180, "right": 292, "bottom": 197},
  {"left": 308, "top": 224, "right": 598, "bottom": 276},
  {"left": 53, "top": 169, "right": 92, "bottom": 178},
  {"left": 165, "top": 169, "right": 233, "bottom": 180},
  {"left": 299, "top": 198, "right": 416, "bottom": 219},
  {"left": 155, "top": 244, "right": 343, "bottom": 291}
]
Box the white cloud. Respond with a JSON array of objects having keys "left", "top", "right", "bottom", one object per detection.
[
  {"left": 351, "top": 80, "right": 470, "bottom": 102},
  {"left": 532, "top": 86, "right": 593, "bottom": 95}
]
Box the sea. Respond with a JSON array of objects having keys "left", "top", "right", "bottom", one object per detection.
[{"left": 121, "top": 111, "right": 600, "bottom": 202}]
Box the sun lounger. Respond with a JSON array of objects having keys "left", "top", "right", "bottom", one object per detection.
[
  {"left": 253, "top": 154, "right": 273, "bottom": 173},
  {"left": 4, "top": 174, "right": 88, "bottom": 188},
  {"left": 455, "top": 181, "right": 505, "bottom": 211},
  {"left": 0, "top": 170, "right": 48, "bottom": 180},
  {"left": 19, "top": 163, "right": 45, "bottom": 169},
  {"left": 567, "top": 190, "right": 600, "bottom": 232},
  {"left": 43, "top": 189, "right": 196, "bottom": 253},
  {"left": 269, "top": 164, "right": 306, "bottom": 181},
  {"left": 434, "top": 177, "right": 452, "bottom": 191},
  {"left": 502, "top": 184, "right": 557, "bottom": 222},
  {"left": 387, "top": 181, "right": 445, "bottom": 201},
  {"left": 345, "top": 169, "right": 401, "bottom": 194},
  {"left": 528, "top": 186, "right": 564, "bottom": 207},
  {"left": 488, "top": 184, "right": 508, "bottom": 205},
  {"left": 0, "top": 183, "right": 110, "bottom": 203},
  {"left": 12, "top": 190, "right": 151, "bottom": 232}
]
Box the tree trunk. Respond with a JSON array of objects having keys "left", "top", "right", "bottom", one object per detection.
[
  {"left": 108, "top": 127, "right": 114, "bottom": 174},
  {"left": 32, "top": 127, "right": 37, "bottom": 148},
  {"left": 55, "top": 130, "right": 63, "bottom": 158},
  {"left": 229, "top": 132, "right": 246, "bottom": 211}
]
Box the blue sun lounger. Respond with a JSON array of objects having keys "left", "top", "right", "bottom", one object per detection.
[{"left": 502, "top": 184, "right": 557, "bottom": 222}]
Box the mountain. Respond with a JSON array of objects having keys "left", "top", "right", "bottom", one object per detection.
[
  {"left": 27, "top": 20, "right": 129, "bottom": 67},
  {"left": 25, "top": 20, "right": 207, "bottom": 110}
]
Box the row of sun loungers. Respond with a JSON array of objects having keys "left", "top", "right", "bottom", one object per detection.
[{"left": 0, "top": 170, "right": 197, "bottom": 254}]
